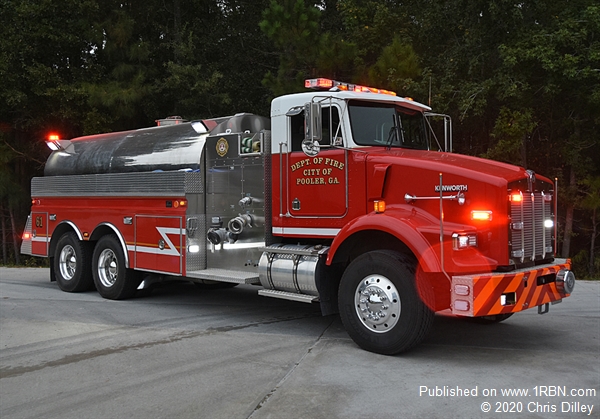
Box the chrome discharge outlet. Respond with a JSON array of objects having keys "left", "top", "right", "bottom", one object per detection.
[{"left": 228, "top": 214, "right": 253, "bottom": 235}]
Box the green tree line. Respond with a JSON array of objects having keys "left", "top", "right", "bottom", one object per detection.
[{"left": 1, "top": 0, "right": 599, "bottom": 278}]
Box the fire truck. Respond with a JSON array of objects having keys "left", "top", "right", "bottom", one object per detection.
[{"left": 21, "top": 78, "right": 575, "bottom": 354}]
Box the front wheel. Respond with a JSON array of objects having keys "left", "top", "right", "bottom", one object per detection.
[
  {"left": 92, "top": 235, "right": 141, "bottom": 300},
  {"left": 338, "top": 251, "right": 434, "bottom": 355},
  {"left": 53, "top": 232, "right": 94, "bottom": 292}
]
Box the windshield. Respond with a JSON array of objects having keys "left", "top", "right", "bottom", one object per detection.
[{"left": 348, "top": 100, "right": 429, "bottom": 150}]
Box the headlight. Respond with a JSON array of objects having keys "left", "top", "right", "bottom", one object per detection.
[{"left": 452, "top": 233, "right": 477, "bottom": 250}]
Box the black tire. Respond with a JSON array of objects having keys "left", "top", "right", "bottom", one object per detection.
[
  {"left": 92, "top": 235, "right": 141, "bottom": 300},
  {"left": 53, "top": 232, "right": 94, "bottom": 292},
  {"left": 192, "top": 280, "right": 239, "bottom": 290},
  {"left": 338, "top": 250, "right": 434, "bottom": 355}
]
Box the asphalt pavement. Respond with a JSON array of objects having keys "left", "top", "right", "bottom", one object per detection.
[{"left": 0, "top": 267, "right": 598, "bottom": 419}]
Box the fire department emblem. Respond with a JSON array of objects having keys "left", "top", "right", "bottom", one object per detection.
[{"left": 216, "top": 138, "right": 229, "bottom": 157}]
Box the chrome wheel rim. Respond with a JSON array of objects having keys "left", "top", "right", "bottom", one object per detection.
[
  {"left": 58, "top": 245, "right": 77, "bottom": 280},
  {"left": 355, "top": 275, "right": 401, "bottom": 333},
  {"left": 97, "top": 249, "right": 118, "bottom": 288}
]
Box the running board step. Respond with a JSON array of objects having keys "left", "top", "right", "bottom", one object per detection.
[
  {"left": 258, "top": 289, "right": 319, "bottom": 303},
  {"left": 187, "top": 269, "right": 260, "bottom": 284}
]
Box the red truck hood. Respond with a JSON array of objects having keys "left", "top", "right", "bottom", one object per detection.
[{"left": 364, "top": 148, "right": 546, "bottom": 186}]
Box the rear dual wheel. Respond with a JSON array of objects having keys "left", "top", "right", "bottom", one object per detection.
[
  {"left": 53, "top": 232, "right": 94, "bottom": 292},
  {"left": 92, "top": 235, "right": 141, "bottom": 300},
  {"left": 338, "top": 250, "right": 434, "bottom": 355}
]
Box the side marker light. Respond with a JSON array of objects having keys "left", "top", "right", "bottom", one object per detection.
[{"left": 374, "top": 200, "right": 386, "bottom": 213}]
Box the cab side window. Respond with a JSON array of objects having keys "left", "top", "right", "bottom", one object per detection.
[
  {"left": 322, "top": 107, "right": 343, "bottom": 146},
  {"left": 289, "top": 106, "right": 342, "bottom": 152},
  {"left": 290, "top": 113, "right": 305, "bottom": 152}
]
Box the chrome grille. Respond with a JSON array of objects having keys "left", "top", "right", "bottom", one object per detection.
[{"left": 510, "top": 191, "right": 553, "bottom": 263}]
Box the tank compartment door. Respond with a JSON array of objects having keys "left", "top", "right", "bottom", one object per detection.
[
  {"left": 134, "top": 215, "right": 183, "bottom": 275},
  {"left": 31, "top": 212, "right": 49, "bottom": 256}
]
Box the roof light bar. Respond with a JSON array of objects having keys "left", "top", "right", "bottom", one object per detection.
[{"left": 305, "top": 78, "right": 396, "bottom": 96}]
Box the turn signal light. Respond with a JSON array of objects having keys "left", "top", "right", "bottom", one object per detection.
[
  {"left": 374, "top": 200, "right": 386, "bottom": 213},
  {"left": 510, "top": 193, "right": 523, "bottom": 203},
  {"left": 173, "top": 200, "right": 186, "bottom": 208}
]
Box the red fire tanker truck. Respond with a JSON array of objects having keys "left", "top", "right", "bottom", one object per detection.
[{"left": 21, "top": 78, "right": 575, "bottom": 354}]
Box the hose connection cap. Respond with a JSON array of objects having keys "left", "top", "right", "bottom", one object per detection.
[
  {"left": 228, "top": 214, "right": 253, "bottom": 235},
  {"left": 556, "top": 269, "right": 575, "bottom": 295}
]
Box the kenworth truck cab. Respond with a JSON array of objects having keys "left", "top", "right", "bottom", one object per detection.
[{"left": 21, "top": 78, "right": 575, "bottom": 354}]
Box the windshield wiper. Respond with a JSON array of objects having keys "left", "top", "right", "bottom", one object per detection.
[
  {"left": 386, "top": 113, "right": 403, "bottom": 150},
  {"left": 385, "top": 126, "right": 395, "bottom": 149}
]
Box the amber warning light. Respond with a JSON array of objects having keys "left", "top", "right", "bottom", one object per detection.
[{"left": 510, "top": 192, "right": 523, "bottom": 203}]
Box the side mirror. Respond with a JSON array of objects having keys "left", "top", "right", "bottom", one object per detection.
[
  {"left": 425, "top": 112, "right": 453, "bottom": 152},
  {"left": 302, "top": 102, "right": 322, "bottom": 156}
]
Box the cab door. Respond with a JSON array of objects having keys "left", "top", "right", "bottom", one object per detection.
[{"left": 285, "top": 106, "right": 347, "bottom": 218}]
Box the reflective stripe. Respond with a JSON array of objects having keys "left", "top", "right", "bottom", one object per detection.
[
  {"left": 272, "top": 227, "right": 340, "bottom": 236},
  {"left": 31, "top": 236, "right": 50, "bottom": 243},
  {"left": 129, "top": 227, "right": 184, "bottom": 257}
]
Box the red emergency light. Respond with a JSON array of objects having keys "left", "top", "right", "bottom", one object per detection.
[
  {"left": 45, "top": 133, "right": 71, "bottom": 151},
  {"left": 305, "top": 78, "right": 397, "bottom": 96}
]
